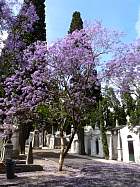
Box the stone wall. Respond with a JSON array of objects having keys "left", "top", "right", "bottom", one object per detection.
[{"left": 120, "top": 126, "right": 140, "bottom": 164}]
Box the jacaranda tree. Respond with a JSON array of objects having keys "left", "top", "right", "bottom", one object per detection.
[
  {"left": 0, "top": 2, "right": 38, "bottom": 78},
  {"left": 105, "top": 40, "right": 140, "bottom": 95},
  {"left": 105, "top": 40, "right": 140, "bottom": 127},
  {"left": 0, "top": 1, "right": 39, "bottom": 153},
  {"left": 0, "top": 20, "right": 124, "bottom": 170}
]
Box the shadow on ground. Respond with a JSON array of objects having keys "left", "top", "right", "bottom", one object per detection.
[{"left": 33, "top": 150, "right": 92, "bottom": 161}]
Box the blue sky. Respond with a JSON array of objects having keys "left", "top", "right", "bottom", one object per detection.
[{"left": 46, "top": 0, "right": 140, "bottom": 44}]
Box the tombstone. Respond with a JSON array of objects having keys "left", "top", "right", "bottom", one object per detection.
[
  {"left": 46, "top": 134, "right": 51, "bottom": 147},
  {"left": 11, "top": 129, "right": 20, "bottom": 158},
  {"left": 29, "top": 132, "right": 33, "bottom": 143},
  {"left": 84, "top": 126, "right": 93, "bottom": 155},
  {"left": 1, "top": 142, "right": 13, "bottom": 161},
  {"left": 26, "top": 141, "right": 33, "bottom": 164},
  {"left": 43, "top": 130, "right": 47, "bottom": 146},
  {"left": 32, "top": 130, "right": 39, "bottom": 149},
  {"left": 39, "top": 132, "right": 42, "bottom": 148},
  {"left": 49, "top": 135, "right": 55, "bottom": 149},
  {"left": 70, "top": 134, "right": 79, "bottom": 154}
]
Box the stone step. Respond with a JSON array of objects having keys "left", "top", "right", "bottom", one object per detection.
[
  {"left": 16, "top": 154, "right": 27, "bottom": 160},
  {"left": 15, "top": 160, "right": 26, "bottom": 164},
  {"left": 0, "top": 162, "right": 43, "bottom": 174},
  {"left": 15, "top": 164, "right": 43, "bottom": 173}
]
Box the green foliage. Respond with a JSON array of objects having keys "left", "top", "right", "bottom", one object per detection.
[
  {"left": 121, "top": 91, "right": 140, "bottom": 127},
  {"left": 114, "top": 105, "right": 127, "bottom": 126},
  {"left": 129, "top": 97, "right": 140, "bottom": 126},
  {"left": 99, "top": 101, "right": 109, "bottom": 159},
  {"left": 37, "top": 104, "right": 50, "bottom": 121},
  {"left": 103, "top": 87, "right": 127, "bottom": 127},
  {"left": 121, "top": 92, "right": 135, "bottom": 116},
  {"left": 89, "top": 86, "right": 128, "bottom": 159},
  {"left": 105, "top": 108, "right": 116, "bottom": 128},
  {"left": 36, "top": 102, "right": 73, "bottom": 132},
  {"left": 68, "top": 11, "right": 83, "bottom": 34},
  {"left": 90, "top": 87, "right": 127, "bottom": 130}
]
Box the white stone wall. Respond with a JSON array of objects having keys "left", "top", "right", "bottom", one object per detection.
[
  {"left": 112, "top": 134, "right": 118, "bottom": 159},
  {"left": 89, "top": 127, "right": 104, "bottom": 158},
  {"left": 84, "top": 130, "right": 92, "bottom": 155},
  {"left": 91, "top": 135, "right": 104, "bottom": 158},
  {"left": 70, "top": 133, "right": 79, "bottom": 154},
  {"left": 120, "top": 126, "right": 140, "bottom": 164}
]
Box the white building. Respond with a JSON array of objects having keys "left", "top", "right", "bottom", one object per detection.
[
  {"left": 71, "top": 125, "right": 140, "bottom": 164},
  {"left": 120, "top": 126, "right": 140, "bottom": 163}
]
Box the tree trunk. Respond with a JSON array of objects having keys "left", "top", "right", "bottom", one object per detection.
[
  {"left": 59, "top": 151, "right": 65, "bottom": 171},
  {"left": 19, "top": 123, "right": 31, "bottom": 154},
  {"left": 78, "top": 127, "right": 85, "bottom": 155},
  {"left": 99, "top": 102, "right": 109, "bottom": 159},
  {"left": 20, "top": 141, "right": 25, "bottom": 154},
  {"left": 19, "top": 127, "right": 25, "bottom": 154},
  {"left": 58, "top": 128, "right": 76, "bottom": 171},
  {"left": 59, "top": 130, "right": 65, "bottom": 171}
]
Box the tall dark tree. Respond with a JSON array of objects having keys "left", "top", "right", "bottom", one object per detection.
[
  {"left": 98, "top": 100, "right": 109, "bottom": 159},
  {"left": 68, "top": 11, "right": 85, "bottom": 155},
  {"left": 68, "top": 11, "right": 83, "bottom": 34},
  {"left": 17, "top": 0, "right": 46, "bottom": 153},
  {"left": 104, "top": 87, "right": 127, "bottom": 127},
  {"left": 68, "top": 11, "right": 101, "bottom": 155}
]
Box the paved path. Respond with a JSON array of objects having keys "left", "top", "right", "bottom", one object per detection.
[{"left": 0, "top": 149, "right": 140, "bottom": 186}]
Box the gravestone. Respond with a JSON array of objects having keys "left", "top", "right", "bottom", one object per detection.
[
  {"left": 49, "top": 135, "right": 55, "bottom": 149},
  {"left": 39, "top": 132, "right": 42, "bottom": 147},
  {"left": 32, "top": 130, "right": 39, "bottom": 148},
  {"left": 46, "top": 134, "right": 51, "bottom": 147},
  {"left": 26, "top": 141, "right": 33, "bottom": 164},
  {"left": 11, "top": 129, "right": 20, "bottom": 158},
  {"left": 70, "top": 134, "right": 79, "bottom": 154},
  {"left": 1, "top": 142, "right": 13, "bottom": 161}
]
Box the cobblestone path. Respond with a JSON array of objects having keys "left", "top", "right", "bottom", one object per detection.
[{"left": 0, "top": 149, "right": 140, "bottom": 186}]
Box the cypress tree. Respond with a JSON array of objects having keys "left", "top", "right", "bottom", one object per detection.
[
  {"left": 99, "top": 100, "right": 109, "bottom": 159},
  {"left": 68, "top": 11, "right": 85, "bottom": 155},
  {"left": 68, "top": 11, "right": 83, "bottom": 34}
]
